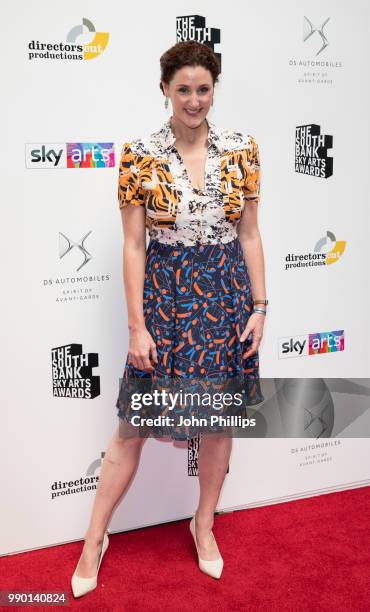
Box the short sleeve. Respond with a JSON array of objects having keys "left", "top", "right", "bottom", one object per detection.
[
  {"left": 118, "top": 142, "right": 146, "bottom": 209},
  {"left": 242, "top": 136, "right": 261, "bottom": 206}
]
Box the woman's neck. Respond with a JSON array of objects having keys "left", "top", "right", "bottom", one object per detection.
[{"left": 170, "top": 114, "right": 209, "bottom": 148}]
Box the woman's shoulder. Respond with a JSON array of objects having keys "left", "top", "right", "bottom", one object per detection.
[
  {"left": 119, "top": 134, "right": 152, "bottom": 158},
  {"left": 122, "top": 118, "right": 176, "bottom": 157},
  {"left": 218, "top": 124, "right": 258, "bottom": 153},
  {"left": 120, "top": 121, "right": 258, "bottom": 158}
]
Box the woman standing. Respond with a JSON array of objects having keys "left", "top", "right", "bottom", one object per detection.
[{"left": 71, "top": 41, "right": 267, "bottom": 598}]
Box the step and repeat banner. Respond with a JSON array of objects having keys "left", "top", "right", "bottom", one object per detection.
[{"left": 2, "top": 1, "right": 370, "bottom": 555}]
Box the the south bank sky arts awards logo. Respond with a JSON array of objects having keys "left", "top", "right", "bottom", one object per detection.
[
  {"left": 187, "top": 435, "right": 229, "bottom": 476},
  {"left": 284, "top": 230, "right": 346, "bottom": 271},
  {"left": 27, "top": 17, "right": 109, "bottom": 61},
  {"left": 52, "top": 343, "right": 100, "bottom": 398},
  {"left": 295, "top": 124, "right": 333, "bottom": 178},
  {"left": 176, "top": 15, "right": 221, "bottom": 70}
]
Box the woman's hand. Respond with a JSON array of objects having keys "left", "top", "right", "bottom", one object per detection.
[
  {"left": 127, "top": 326, "right": 158, "bottom": 372},
  {"left": 239, "top": 312, "right": 266, "bottom": 359}
]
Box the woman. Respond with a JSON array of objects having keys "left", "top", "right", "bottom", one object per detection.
[{"left": 71, "top": 41, "right": 267, "bottom": 597}]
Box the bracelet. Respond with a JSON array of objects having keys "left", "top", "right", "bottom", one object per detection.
[
  {"left": 253, "top": 299, "right": 269, "bottom": 305},
  {"left": 253, "top": 307, "right": 267, "bottom": 315}
]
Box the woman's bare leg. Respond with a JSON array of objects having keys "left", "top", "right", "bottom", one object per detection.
[
  {"left": 195, "top": 433, "right": 232, "bottom": 560},
  {"left": 74, "top": 421, "right": 147, "bottom": 577}
]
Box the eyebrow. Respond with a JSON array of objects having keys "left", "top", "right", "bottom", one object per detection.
[{"left": 176, "top": 83, "right": 211, "bottom": 87}]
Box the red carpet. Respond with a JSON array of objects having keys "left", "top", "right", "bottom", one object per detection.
[{"left": 2, "top": 487, "right": 369, "bottom": 611}]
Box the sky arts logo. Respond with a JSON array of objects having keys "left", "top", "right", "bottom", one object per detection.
[
  {"left": 284, "top": 230, "right": 346, "bottom": 270},
  {"left": 278, "top": 330, "right": 344, "bottom": 358},
  {"left": 25, "top": 142, "right": 115, "bottom": 168},
  {"left": 28, "top": 17, "right": 109, "bottom": 61},
  {"left": 295, "top": 124, "right": 333, "bottom": 178}
]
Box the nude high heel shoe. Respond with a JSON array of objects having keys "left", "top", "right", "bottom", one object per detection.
[
  {"left": 189, "top": 514, "right": 224, "bottom": 579},
  {"left": 71, "top": 530, "right": 109, "bottom": 598}
]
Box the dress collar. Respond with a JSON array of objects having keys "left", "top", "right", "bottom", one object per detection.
[{"left": 154, "top": 115, "right": 224, "bottom": 155}]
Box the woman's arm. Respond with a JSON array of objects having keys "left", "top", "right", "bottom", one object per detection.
[
  {"left": 237, "top": 202, "right": 267, "bottom": 305},
  {"left": 120, "top": 205, "right": 146, "bottom": 330},
  {"left": 120, "top": 205, "right": 158, "bottom": 371},
  {"left": 237, "top": 203, "right": 267, "bottom": 358}
]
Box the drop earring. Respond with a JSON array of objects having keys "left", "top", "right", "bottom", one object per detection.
[
  {"left": 164, "top": 96, "right": 169, "bottom": 109},
  {"left": 211, "top": 96, "right": 214, "bottom": 107}
]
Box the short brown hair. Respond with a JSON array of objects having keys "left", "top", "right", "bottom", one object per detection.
[{"left": 159, "top": 41, "right": 221, "bottom": 94}]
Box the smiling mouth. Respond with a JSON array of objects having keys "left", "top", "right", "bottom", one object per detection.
[{"left": 185, "top": 109, "right": 202, "bottom": 114}]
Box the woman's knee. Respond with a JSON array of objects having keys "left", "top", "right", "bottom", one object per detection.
[
  {"left": 200, "top": 432, "right": 232, "bottom": 447},
  {"left": 114, "top": 421, "right": 148, "bottom": 446}
]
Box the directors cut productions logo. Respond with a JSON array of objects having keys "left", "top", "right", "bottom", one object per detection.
[
  {"left": 28, "top": 17, "right": 109, "bottom": 61},
  {"left": 295, "top": 124, "right": 333, "bottom": 178},
  {"left": 51, "top": 343, "right": 100, "bottom": 398},
  {"left": 51, "top": 451, "right": 105, "bottom": 500},
  {"left": 284, "top": 230, "right": 347, "bottom": 270},
  {"left": 278, "top": 330, "right": 344, "bottom": 359},
  {"left": 25, "top": 142, "right": 115, "bottom": 169},
  {"left": 176, "top": 15, "right": 221, "bottom": 70}
]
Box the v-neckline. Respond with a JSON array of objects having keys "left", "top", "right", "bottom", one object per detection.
[
  {"left": 169, "top": 118, "right": 210, "bottom": 195},
  {"left": 174, "top": 147, "right": 209, "bottom": 195}
]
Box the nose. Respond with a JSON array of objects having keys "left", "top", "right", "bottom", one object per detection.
[{"left": 188, "top": 92, "right": 200, "bottom": 108}]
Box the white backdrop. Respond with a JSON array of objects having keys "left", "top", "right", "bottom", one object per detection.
[{"left": 2, "top": 0, "right": 369, "bottom": 555}]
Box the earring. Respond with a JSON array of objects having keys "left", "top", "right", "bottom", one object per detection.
[
  {"left": 211, "top": 96, "right": 214, "bottom": 107},
  {"left": 164, "top": 96, "right": 169, "bottom": 109}
]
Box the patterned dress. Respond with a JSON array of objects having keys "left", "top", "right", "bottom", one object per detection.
[{"left": 115, "top": 116, "right": 264, "bottom": 440}]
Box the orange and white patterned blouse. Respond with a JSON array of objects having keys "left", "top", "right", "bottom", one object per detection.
[{"left": 118, "top": 116, "right": 261, "bottom": 246}]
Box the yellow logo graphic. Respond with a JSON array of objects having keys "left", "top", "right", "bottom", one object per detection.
[
  {"left": 67, "top": 17, "right": 109, "bottom": 60},
  {"left": 315, "top": 231, "right": 346, "bottom": 265}
]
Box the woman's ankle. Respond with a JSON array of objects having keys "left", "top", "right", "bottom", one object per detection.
[
  {"left": 84, "top": 528, "right": 106, "bottom": 545},
  {"left": 194, "top": 510, "right": 214, "bottom": 531}
]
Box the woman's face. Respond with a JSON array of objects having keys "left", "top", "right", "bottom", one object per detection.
[{"left": 162, "top": 65, "right": 214, "bottom": 127}]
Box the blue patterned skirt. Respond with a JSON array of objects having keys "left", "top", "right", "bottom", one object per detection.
[{"left": 116, "top": 237, "right": 263, "bottom": 440}]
